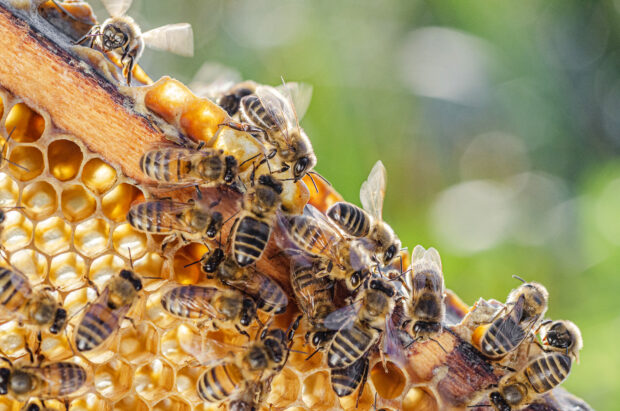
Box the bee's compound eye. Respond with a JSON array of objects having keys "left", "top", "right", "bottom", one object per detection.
[
  {"left": 350, "top": 272, "right": 361, "bottom": 288},
  {"left": 385, "top": 244, "right": 397, "bottom": 263},
  {"left": 0, "top": 211, "right": 5, "bottom": 224},
  {"left": 294, "top": 157, "right": 309, "bottom": 177}
]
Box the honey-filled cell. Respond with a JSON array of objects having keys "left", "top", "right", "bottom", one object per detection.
[
  {"left": 112, "top": 396, "right": 149, "bottom": 411},
  {"left": 1, "top": 210, "right": 33, "bottom": 252},
  {"left": 151, "top": 396, "right": 192, "bottom": 411},
  {"left": 370, "top": 361, "right": 407, "bottom": 400},
  {"left": 302, "top": 371, "right": 338, "bottom": 409},
  {"left": 74, "top": 218, "right": 110, "bottom": 258},
  {"left": 89, "top": 253, "right": 126, "bottom": 290},
  {"left": 95, "top": 358, "right": 134, "bottom": 401},
  {"left": 134, "top": 358, "right": 175, "bottom": 403},
  {"left": 34, "top": 216, "right": 72, "bottom": 255},
  {"left": 173, "top": 242, "right": 208, "bottom": 284},
  {"left": 8, "top": 145, "right": 44, "bottom": 181},
  {"left": 112, "top": 223, "right": 147, "bottom": 259},
  {"left": 21, "top": 180, "right": 58, "bottom": 220},
  {"left": 102, "top": 183, "right": 143, "bottom": 222},
  {"left": 402, "top": 387, "right": 439, "bottom": 411},
  {"left": 48, "top": 139, "right": 83, "bottom": 181},
  {"left": 118, "top": 321, "right": 158, "bottom": 365},
  {"left": 81, "top": 157, "right": 117, "bottom": 194},
  {"left": 61, "top": 184, "right": 97, "bottom": 222},
  {"left": 9, "top": 249, "right": 47, "bottom": 285},
  {"left": 0, "top": 172, "right": 18, "bottom": 206},
  {"left": 49, "top": 252, "right": 86, "bottom": 292},
  {"left": 4, "top": 102, "right": 45, "bottom": 142}
]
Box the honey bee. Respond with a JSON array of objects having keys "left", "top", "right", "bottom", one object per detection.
[
  {"left": 330, "top": 356, "right": 369, "bottom": 402},
  {"left": 326, "top": 161, "right": 401, "bottom": 266},
  {"left": 139, "top": 145, "right": 239, "bottom": 188},
  {"left": 0, "top": 358, "right": 86, "bottom": 403},
  {"left": 196, "top": 318, "right": 300, "bottom": 405},
  {"left": 160, "top": 285, "right": 257, "bottom": 337},
  {"left": 127, "top": 198, "right": 223, "bottom": 251},
  {"left": 201, "top": 252, "right": 288, "bottom": 315},
  {"left": 480, "top": 277, "right": 549, "bottom": 360},
  {"left": 538, "top": 320, "right": 583, "bottom": 362},
  {"left": 231, "top": 174, "right": 282, "bottom": 267},
  {"left": 75, "top": 0, "right": 193, "bottom": 84},
  {"left": 401, "top": 245, "right": 445, "bottom": 343},
  {"left": 73, "top": 269, "right": 142, "bottom": 352},
  {"left": 0, "top": 267, "right": 67, "bottom": 337},
  {"left": 323, "top": 278, "right": 396, "bottom": 369},
  {"left": 282, "top": 204, "right": 373, "bottom": 291},
  {"left": 487, "top": 351, "right": 573, "bottom": 411}
]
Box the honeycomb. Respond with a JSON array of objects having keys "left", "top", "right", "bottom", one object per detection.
[{"left": 0, "top": 2, "right": 591, "bottom": 411}]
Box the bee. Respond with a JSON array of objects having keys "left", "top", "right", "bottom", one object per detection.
[
  {"left": 139, "top": 145, "right": 239, "bottom": 188},
  {"left": 323, "top": 278, "right": 396, "bottom": 369},
  {"left": 487, "top": 351, "right": 573, "bottom": 411},
  {"left": 74, "top": 0, "right": 193, "bottom": 84},
  {"left": 401, "top": 245, "right": 445, "bottom": 343},
  {"left": 330, "top": 356, "right": 369, "bottom": 402},
  {"left": 538, "top": 320, "right": 583, "bottom": 362},
  {"left": 201, "top": 252, "right": 288, "bottom": 315},
  {"left": 73, "top": 269, "right": 142, "bottom": 352},
  {"left": 231, "top": 174, "right": 283, "bottom": 267},
  {"left": 480, "top": 277, "right": 549, "bottom": 360},
  {"left": 0, "top": 267, "right": 67, "bottom": 336},
  {"left": 127, "top": 198, "right": 223, "bottom": 251},
  {"left": 0, "top": 358, "right": 86, "bottom": 403},
  {"left": 196, "top": 318, "right": 300, "bottom": 405},
  {"left": 326, "top": 161, "right": 401, "bottom": 266},
  {"left": 160, "top": 285, "right": 257, "bottom": 337},
  {"left": 282, "top": 204, "right": 373, "bottom": 291}
]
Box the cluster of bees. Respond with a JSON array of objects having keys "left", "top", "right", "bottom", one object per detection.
[{"left": 0, "top": 0, "right": 584, "bottom": 410}]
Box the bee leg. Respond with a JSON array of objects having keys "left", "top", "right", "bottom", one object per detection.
[
  {"left": 74, "top": 25, "right": 99, "bottom": 47},
  {"left": 121, "top": 48, "right": 135, "bottom": 86},
  {"left": 124, "top": 316, "right": 138, "bottom": 331},
  {"left": 235, "top": 325, "right": 250, "bottom": 339},
  {"left": 64, "top": 399, "right": 70, "bottom": 411},
  {"left": 85, "top": 277, "right": 100, "bottom": 297},
  {"left": 356, "top": 357, "right": 370, "bottom": 408},
  {"left": 161, "top": 234, "right": 178, "bottom": 253}
]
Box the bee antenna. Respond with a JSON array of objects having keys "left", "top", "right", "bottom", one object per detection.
[
  {"left": 305, "top": 347, "right": 321, "bottom": 361},
  {"left": 0, "top": 356, "right": 12, "bottom": 366},
  {"left": 222, "top": 210, "right": 240, "bottom": 227},
  {"left": 1, "top": 127, "right": 29, "bottom": 171},
  {"left": 307, "top": 172, "right": 319, "bottom": 194},
  {"left": 237, "top": 175, "right": 247, "bottom": 192},
  {"left": 238, "top": 152, "right": 261, "bottom": 168},
  {"left": 183, "top": 259, "right": 202, "bottom": 268},
  {"left": 127, "top": 247, "right": 134, "bottom": 269},
  {"left": 429, "top": 337, "right": 448, "bottom": 354},
  {"left": 308, "top": 171, "right": 331, "bottom": 186},
  {"left": 287, "top": 348, "right": 308, "bottom": 355},
  {"left": 467, "top": 405, "right": 491, "bottom": 408},
  {"left": 512, "top": 275, "right": 526, "bottom": 284}
]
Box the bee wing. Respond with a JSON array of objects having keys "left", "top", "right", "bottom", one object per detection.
[
  {"left": 22, "top": 362, "right": 84, "bottom": 396},
  {"left": 255, "top": 85, "right": 294, "bottom": 140},
  {"left": 162, "top": 285, "right": 223, "bottom": 320},
  {"left": 142, "top": 23, "right": 194, "bottom": 57},
  {"left": 495, "top": 294, "right": 526, "bottom": 342},
  {"left": 228, "top": 268, "right": 288, "bottom": 311},
  {"left": 100, "top": 0, "right": 132, "bottom": 17},
  {"left": 360, "top": 160, "right": 387, "bottom": 220},
  {"left": 383, "top": 314, "right": 408, "bottom": 367},
  {"left": 275, "top": 82, "right": 313, "bottom": 122},
  {"left": 130, "top": 200, "right": 196, "bottom": 233},
  {"left": 189, "top": 62, "right": 242, "bottom": 100},
  {"left": 186, "top": 335, "right": 246, "bottom": 366},
  {"left": 324, "top": 300, "right": 363, "bottom": 330}
]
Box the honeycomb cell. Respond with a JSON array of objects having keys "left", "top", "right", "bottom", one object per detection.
[
  {"left": 64, "top": 286, "right": 98, "bottom": 319},
  {"left": 175, "top": 365, "right": 203, "bottom": 403},
  {"left": 49, "top": 252, "right": 86, "bottom": 292},
  {"left": 145, "top": 288, "right": 177, "bottom": 329},
  {"left": 151, "top": 396, "right": 191, "bottom": 411},
  {"left": 118, "top": 321, "right": 158, "bottom": 365},
  {"left": 134, "top": 358, "right": 175, "bottom": 403},
  {"left": 5, "top": 102, "right": 45, "bottom": 142},
  {"left": 402, "top": 387, "right": 439, "bottom": 411},
  {"left": 113, "top": 396, "right": 149, "bottom": 411},
  {"left": 70, "top": 393, "right": 110, "bottom": 411},
  {"left": 9, "top": 249, "right": 47, "bottom": 285},
  {"left": 268, "top": 367, "right": 301, "bottom": 408},
  {"left": 102, "top": 183, "right": 143, "bottom": 222},
  {"left": 173, "top": 242, "right": 208, "bottom": 284},
  {"left": 61, "top": 184, "right": 96, "bottom": 222},
  {"left": 21, "top": 181, "right": 58, "bottom": 219},
  {"left": 74, "top": 218, "right": 110, "bottom": 257},
  {"left": 302, "top": 371, "right": 337, "bottom": 408},
  {"left": 8, "top": 145, "right": 44, "bottom": 181},
  {"left": 134, "top": 252, "right": 167, "bottom": 288},
  {"left": 161, "top": 323, "right": 202, "bottom": 365},
  {"left": 340, "top": 381, "right": 374, "bottom": 411},
  {"left": 112, "top": 223, "right": 147, "bottom": 259},
  {"left": 370, "top": 361, "right": 407, "bottom": 399},
  {"left": 37, "top": 330, "right": 72, "bottom": 362},
  {"left": 48, "top": 139, "right": 83, "bottom": 181},
  {"left": 0, "top": 173, "right": 18, "bottom": 206},
  {"left": 81, "top": 157, "right": 117, "bottom": 194},
  {"left": 95, "top": 358, "right": 134, "bottom": 401},
  {"left": 89, "top": 254, "right": 125, "bottom": 290},
  {"left": 34, "top": 216, "right": 71, "bottom": 255},
  {"left": 1, "top": 210, "right": 33, "bottom": 252},
  {"left": 0, "top": 321, "right": 27, "bottom": 358}
]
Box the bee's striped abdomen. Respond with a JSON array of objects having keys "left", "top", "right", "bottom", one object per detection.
[
  {"left": 140, "top": 149, "right": 190, "bottom": 183},
  {"left": 327, "top": 323, "right": 376, "bottom": 369},
  {"left": 330, "top": 357, "right": 368, "bottom": 397},
  {"left": 233, "top": 217, "right": 271, "bottom": 267},
  {"left": 481, "top": 315, "right": 525, "bottom": 359},
  {"left": 327, "top": 203, "right": 370, "bottom": 238},
  {"left": 75, "top": 302, "right": 122, "bottom": 352},
  {"left": 39, "top": 362, "right": 87, "bottom": 398},
  {"left": 525, "top": 353, "right": 571, "bottom": 394},
  {"left": 253, "top": 276, "right": 287, "bottom": 314},
  {"left": 161, "top": 285, "right": 211, "bottom": 319},
  {"left": 0, "top": 267, "right": 31, "bottom": 312},
  {"left": 241, "top": 95, "right": 277, "bottom": 131},
  {"left": 197, "top": 363, "right": 244, "bottom": 402},
  {"left": 127, "top": 201, "right": 172, "bottom": 234}
]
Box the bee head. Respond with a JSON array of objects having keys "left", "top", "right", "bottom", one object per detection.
[
  {"left": 412, "top": 321, "right": 442, "bottom": 338},
  {"left": 206, "top": 212, "right": 223, "bottom": 238},
  {"left": 101, "top": 21, "right": 129, "bottom": 51},
  {"left": 543, "top": 320, "right": 583, "bottom": 361},
  {"left": 264, "top": 335, "right": 285, "bottom": 365},
  {"left": 509, "top": 279, "right": 548, "bottom": 322},
  {"left": 306, "top": 330, "right": 335, "bottom": 349},
  {"left": 49, "top": 308, "right": 67, "bottom": 335},
  {"left": 120, "top": 269, "right": 142, "bottom": 292},
  {"left": 201, "top": 248, "right": 224, "bottom": 275},
  {"left": 347, "top": 268, "right": 369, "bottom": 291},
  {"left": 240, "top": 297, "right": 257, "bottom": 327},
  {"left": 0, "top": 368, "right": 10, "bottom": 395},
  {"left": 288, "top": 137, "right": 316, "bottom": 180},
  {"left": 500, "top": 382, "right": 528, "bottom": 407},
  {"left": 10, "top": 369, "right": 34, "bottom": 396},
  {"left": 246, "top": 345, "right": 269, "bottom": 371},
  {"left": 369, "top": 278, "right": 395, "bottom": 297},
  {"left": 224, "top": 156, "right": 239, "bottom": 184},
  {"left": 489, "top": 391, "right": 512, "bottom": 411}
]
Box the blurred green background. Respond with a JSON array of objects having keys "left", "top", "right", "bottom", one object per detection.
[{"left": 94, "top": 0, "right": 619, "bottom": 408}]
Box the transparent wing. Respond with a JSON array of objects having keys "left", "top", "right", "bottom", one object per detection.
[
  {"left": 142, "top": 23, "right": 194, "bottom": 57},
  {"left": 275, "top": 82, "right": 313, "bottom": 122},
  {"left": 225, "top": 269, "right": 288, "bottom": 312},
  {"left": 189, "top": 62, "right": 242, "bottom": 100},
  {"left": 283, "top": 205, "right": 343, "bottom": 263},
  {"left": 100, "top": 0, "right": 132, "bottom": 17},
  {"left": 161, "top": 285, "right": 222, "bottom": 320},
  {"left": 186, "top": 335, "right": 246, "bottom": 366},
  {"left": 324, "top": 300, "right": 363, "bottom": 330},
  {"left": 360, "top": 160, "right": 387, "bottom": 220},
  {"left": 255, "top": 85, "right": 294, "bottom": 141},
  {"left": 495, "top": 294, "right": 526, "bottom": 343},
  {"left": 383, "top": 314, "right": 407, "bottom": 367}
]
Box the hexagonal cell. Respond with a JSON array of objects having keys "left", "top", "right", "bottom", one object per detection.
[
  {"left": 134, "top": 252, "right": 166, "bottom": 289},
  {"left": 175, "top": 365, "right": 203, "bottom": 403},
  {"left": 340, "top": 379, "right": 374, "bottom": 411},
  {"left": 145, "top": 289, "right": 177, "bottom": 329},
  {"left": 82, "top": 158, "right": 117, "bottom": 195},
  {"left": 402, "top": 387, "right": 439, "bottom": 411},
  {"left": 118, "top": 321, "right": 158, "bottom": 365},
  {"left": 113, "top": 396, "right": 149, "bottom": 411},
  {"left": 95, "top": 358, "right": 134, "bottom": 401},
  {"left": 21, "top": 181, "right": 58, "bottom": 220},
  {"left": 48, "top": 139, "right": 83, "bottom": 181},
  {"left": 161, "top": 324, "right": 201, "bottom": 365},
  {"left": 8, "top": 145, "right": 43, "bottom": 181},
  {"left": 49, "top": 252, "right": 86, "bottom": 292},
  {"left": 61, "top": 184, "right": 96, "bottom": 222},
  {"left": 1, "top": 210, "right": 33, "bottom": 252},
  {"left": 112, "top": 223, "right": 147, "bottom": 259},
  {"left": 173, "top": 242, "right": 208, "bottom": 284},
  {"left": 34, "top": 216, "right": 71, "bottom": 255},
  {"left": 9, "top": 249, "right": 47, "bottom": 285},
  {"left": 74, "top": 218, "right": 110, "bottom": 258},
  {"left": 302, "top": 371, "right": 337, "bottom": 408},
  {"left": 0, "top": 173, "right": 18, "bottom": 206},
  {"left": 102, "top": 183, "right": 143, "bottom": 222},
  {"left": 0, "top": 321, "right": 27, "bottom": 358},
  {"left": 37, "top": 330, "right": 72, "bottom": 362},
  {"left": 70, "top": 393, "right": 110, "bottom": 411},
  {"left": 134, "top": 358, "right": 175, "bottom": 403},
  {"left": 371, "top": 361, "right": 407, "bottom": 399},
  {"left": 5, "top": 102, "right": 45, "bottom": 142},
  {"left": 151, "top": 396, "right": 191, "bottom": 411},
  {"left": 89, "top": 254, "right": 125, "bottom": 290},
  {"left": 268, "top": 367, "right": 301, "bottom": 408}
]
